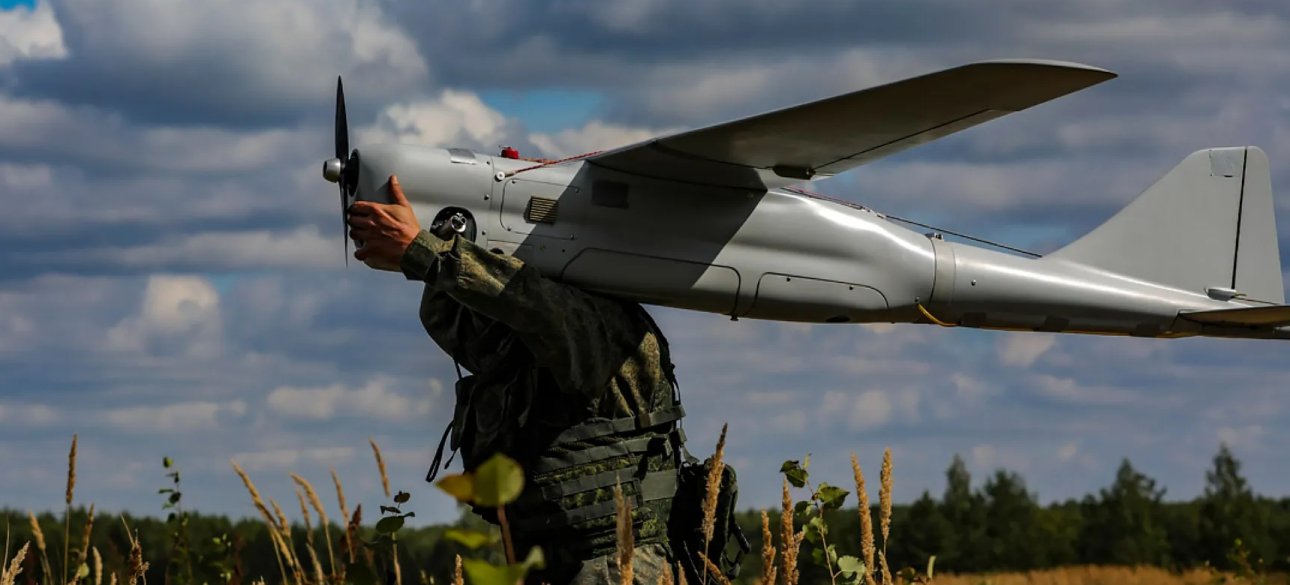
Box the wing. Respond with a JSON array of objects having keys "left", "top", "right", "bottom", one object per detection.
[{"left": 587, "top": 60, "right": 1116, "bottom": 190}]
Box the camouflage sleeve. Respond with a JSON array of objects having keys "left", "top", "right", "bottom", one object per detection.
[{"left": 400, "top": 231, "right": 638, "bottom": 397}]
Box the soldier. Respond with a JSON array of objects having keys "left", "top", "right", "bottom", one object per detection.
[{"left": 347, "top": 175, "right": 688, "bottom": 584}]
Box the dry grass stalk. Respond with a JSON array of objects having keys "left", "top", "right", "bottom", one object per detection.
[
  {"left": 701, "top": 423, "right": 728, "bottom": 584},
  {"left": 92, "top": 546, "right": 103, "bottom": 585},
  {"left": 28, "top": 510, "right": 51, "bottom": 583},
  {"left": 851, "top": 453, "right": 876, "bottom": 585},
  {"left": 109, "top": 571, "right": 117, "bottom": 585},
  {"left": 779, "top": 480, "right": 801, "bottom": 585},
  {"left": 330, "top": 467, "right": 350, "bottom": 526},
  {"left": 230, "top": 462, "right": 278, "bottom": 531},
  {"left": 699, "top": 553, "right": 733, "bottom": 585},
  {"left": 65, "top": 433, "right": 79, "bottom": 585},
  {"left": 71, "top": 504, "right": 96, "bottom": 585},
  {"left": 759, "top": 511, "right": 777, "bottom": 585},
  {"left": 295, "top": 488, "right": 314, "bottom": 547},
  {"left": 291, "top": 473, "right": 336, "bottom": 577},
  {"left": 66, "top": 434, "right": 78, "bottom": 506},
  {"left": 614, "top": 480, "right": 634, "bottom": 585},
  {"left": 675, "top": 562, "right": 688, "bottom": 585},
  {"left": 878, "top": 448, "right": 893, "bottom": 585},
  {"left": 268, "top": 498, "right": 305, "bottom": 584},
  {"left": 452, "top": 555, "right": 463, "bottom": 585},
  {"left": 121, "top": 518, "right": 149, "bottom": 585},
  {"left": 1, "top": 542, "right": 29, "bottom": 585},
  {"left": 369, "top": 438, "right": 391, "bottom": 498},
  {"left": 26, "top": 512, "right": 45, "bottom": 554},
  {"left": 344, "top": 505, "right": 363, "bottom": 564},
  {"left": 306, "top": 544, "right": 324, "bottom": 585},
  {"left": 656, "top": 563, "right": 675, "bottom": 585}
]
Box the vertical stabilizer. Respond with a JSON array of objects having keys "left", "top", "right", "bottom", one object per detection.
[{"left": 1050, "top": 147, "right": 1284, "bottom": 304}]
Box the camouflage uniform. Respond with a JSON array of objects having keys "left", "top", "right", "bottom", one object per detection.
[{"left": 401, "top": 231, "right": 685, "bottom": 585}]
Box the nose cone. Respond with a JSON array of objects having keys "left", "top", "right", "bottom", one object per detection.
[{"left": 322, "top": 158, "right": 344, "bottom": 183}]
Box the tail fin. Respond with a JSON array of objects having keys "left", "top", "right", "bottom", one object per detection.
[{"left": 1050, "top": 146, "right": 1284, "bottom": 304}]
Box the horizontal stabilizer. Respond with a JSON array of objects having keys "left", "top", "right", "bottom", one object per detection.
[{"left": 1179, "top": 306, "right": 1290, "bottom": 328}]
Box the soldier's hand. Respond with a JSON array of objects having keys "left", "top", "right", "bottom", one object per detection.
[{"left": 347, "top": 175, "right": 421, "bottom": 271}]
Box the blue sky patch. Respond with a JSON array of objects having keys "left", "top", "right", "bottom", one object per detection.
[{"left": 0, "top": 0, "right": 36, "bottom": 9}]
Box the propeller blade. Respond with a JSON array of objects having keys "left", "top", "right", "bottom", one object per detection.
[
  {"left": 335, "top": 76, "right": 349, "bottom": 161},
  {"left": 341, "top": 186, "right": 349, "bottom": 267}
]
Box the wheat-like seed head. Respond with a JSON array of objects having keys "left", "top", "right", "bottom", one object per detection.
[
  {"left": 125, "top": 529, "right": 148, "bottom": 585},
  {"left": 701, "top": 422, "right": 729, "bottom": 585},
  {"left": 330, "top": 467, "right": 350, "bottom": 526},
  {"left": 307, "top": 544, "right": 324, "bottom": 585},
  {"left": 656, "top": 562, "right": 675, "bottom": 585},
  {"left": 760, "top": 511, "right": 777, "bottom": 585},
  {"left": 852, "top": 453, "right": 876, "bottom": 585},
  {"left": 78, "top": 504, "right": 96, "bottom": 566},
  {"left": 0, "top": 542, "right": 29, "bottom": 585},
  {"left": 675, "top": 562, "right": 688, "bottom": 585},
  {"left": 699, "top": 553, "right": 733, "bottom": 585},
  {"left": 780, "top": 480, "right": 800, "bottom": 585},
  {"left": 369, "top": 438, "right": 391, "bottom": 498},
  {"left": 879, "top": 448, "right": 893, "bottom": 585},
  {"left": 296, "top": 488, "right": 313, "bottom": 534},
  {"left": 614, "top": 480, "right": 634, "bottom": 585},
  {"left": 269, "top": 499, "right": 291, "bottom": 540},
  {"left": 92, "top": 546, "right": 102, "bottom": 585},
  {"left": 66, "top": 434, "right": 78, "bottom": 506},
  {"left": 290, "top": 473, "right": 330, "bottom": 526},
  {"left": 230, "top": 461, "right": 278, "bottom": 532},
  {"left": 26, "top": 512, "right": 45, "bottom": 554},
  {"left": 453, "top": 555, "right": 463, "bottom": 585}
]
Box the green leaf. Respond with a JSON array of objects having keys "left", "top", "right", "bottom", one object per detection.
[
  {"left": 926, "top": 555, "right": 936, "bottom": 579},
  {"left": 169, "top": 492, "right": 182, "bottom": 505},
  {"left": 802, "top": 516, "right": 826, "bottom": 544},
  {"left": 375, "top": 515, "right": 405, "bottom": 534},
  {"left": 435, "top": 473, "right": 476, "bottom": 503},
  {"left": 393, "top": 491, "right": 411, "bottom": 504},
  {"left": 836, "top": 555, "right": 864, "bottom": 576},
  {"left": 158, "top": 488, "right": 173, "bottom": 494},
  {"left": 379, "top": 505, "right": 400, "bottom": 515},
  {"left": 815, "top": 483, "right": 849, "bottom": 511},
  {"left": 163, "top": 456, "right": 172, "bottom": 469},
  {"left": 443, "top": 528, "right": 497, "bottom": 549},
  {"left": 462, "top": 559, "right": 528, "bottom": 585},
  {"left": 780, "top": 460, "right": 809, "bottom": 488},
  {"left": 520, "top": 546, "right": 545, "bottom": 570},
  {"left": 473, "top": 453, "right": 524, "bottom": 507},
  {"left": 793, "top": 500, "right": 816, "bottom": 519}
]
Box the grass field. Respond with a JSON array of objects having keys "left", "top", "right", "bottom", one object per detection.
[{"left": 2, "top": 434, "right": 1283, "bottom": 585}]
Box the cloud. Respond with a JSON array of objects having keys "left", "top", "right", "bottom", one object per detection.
[
  {"left": 358, "top": 91, "right": 524, "bottom": 151},
  {"left": 9, "top": 0, "right": 428, "bottom": 126},
  {"left": 529, "top": 120, "right": 667, "bottom": 158},
  {"left": 997, "top": 334, "right": 1057, "bottom": 367},
  {"left": 0, "top": 0, "right": 66, "bottom": 66},
  {"left": 104, "top": 399, "right": 247, "bottom": 433},
  {"left": 107, "top": 275, "right": 222, "bottom": 356},
  {"left": 267, "top": 377, "right": 440, "bottom": 422}
]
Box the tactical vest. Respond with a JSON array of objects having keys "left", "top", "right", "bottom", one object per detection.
[{"left": 426, "top": 304, "right": 688, "bottom": 562}]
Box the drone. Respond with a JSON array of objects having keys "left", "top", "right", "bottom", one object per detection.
[{"left": 324, "top": 60, "right": 1288, "bottom": 341}]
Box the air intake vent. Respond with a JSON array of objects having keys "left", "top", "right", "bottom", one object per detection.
[{"left": 525, "top": 197, "right": 559, "bottom": 224}]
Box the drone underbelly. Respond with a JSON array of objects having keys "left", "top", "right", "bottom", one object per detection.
[{"left": 493, "top": 171, "right": 935, "bottom": 323}]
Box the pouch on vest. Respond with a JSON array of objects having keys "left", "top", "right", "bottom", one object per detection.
[{"left": 668, "top": 456, "right": 750, "bottom": 584}]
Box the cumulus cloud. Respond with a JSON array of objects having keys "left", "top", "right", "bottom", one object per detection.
[
  {"left": 105, "top": 399, "right": 247, "bottom": 433},
  {"left": 358, "top": 91, "right": 524, "bottom": 151},
  {"left": 529, "top": 120, "right": 668, "bottom": 158},
  {"left": 0, "top": 1, "right": 66, "bottom": 66},
  {"left": 107, "top": 275, "right": 222, "bottom": 356},
  {"left": 267, "top": 377, "right": 440, "bottom": 421},
  {"left": 997, "top": 334, "right": 1057, "bottom": 367}
]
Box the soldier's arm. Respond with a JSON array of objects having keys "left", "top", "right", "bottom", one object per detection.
[{"left": 401, "top": 232, "right": 637, "bottom": 396}]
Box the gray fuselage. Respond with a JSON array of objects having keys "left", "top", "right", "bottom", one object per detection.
[{"left": 352, "top": 144, "right": 1287, "bottom": 340}]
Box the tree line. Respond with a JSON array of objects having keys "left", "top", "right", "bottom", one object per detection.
[{"left": 4, "top": 444, "right": 1286, "bottom": 584}]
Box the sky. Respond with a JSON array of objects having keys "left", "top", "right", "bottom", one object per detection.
[{"left": 1, "top": 0, "right": 1288, "bottom": 527}]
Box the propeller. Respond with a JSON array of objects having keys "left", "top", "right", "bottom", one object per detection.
[{"left": 323, "top": 76, "right": 353, "bottom": 265}]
